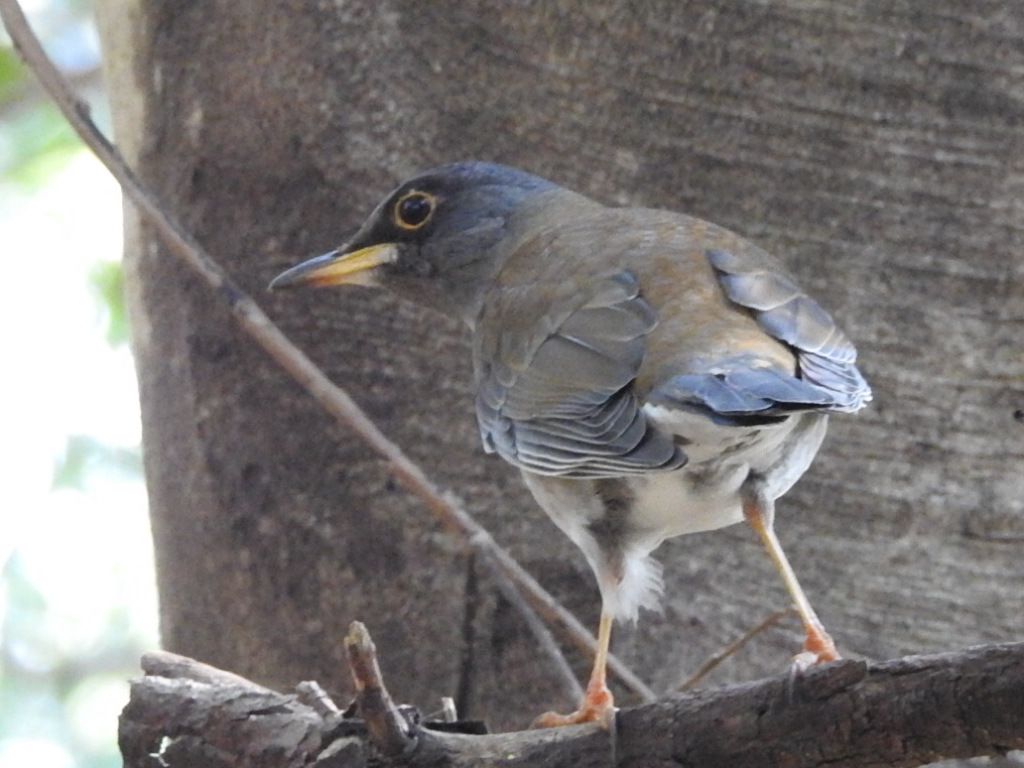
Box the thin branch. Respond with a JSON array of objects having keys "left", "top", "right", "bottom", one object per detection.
[
  {"left": 473, "top": 528, "right": 655, "bottom": 701},
  {"left": 0, "top": 0, "right": 652, "bottom": 702},
  {"left": 479, "top": 548, "right": 585, "bottom": 704},
  {"left": 676, "top": 608, "right": 796, "bottom": 691}
]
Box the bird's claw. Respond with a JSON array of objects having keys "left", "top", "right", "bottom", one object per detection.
[
  {"left": 791, "top": 649, "right": 822, "bottom": 672},
  {"left": 800, "top": 626, "right": 841, "bottom": 665},
  {"left": 531, "top": 685, "right": 616, "bottom": 730},
  {"left": 786, "top": 629, "right": 841, "bottom": 701}
]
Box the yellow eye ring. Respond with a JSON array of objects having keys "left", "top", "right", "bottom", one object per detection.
[{"left": 394, "top": 190, "right": 437, "bottom": 230}]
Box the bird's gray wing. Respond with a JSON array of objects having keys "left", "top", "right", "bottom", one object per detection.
[
  {"left": 703, "top": 247, "right": 872, "bottom": 413},
  {"left": 474, "top": 271, "right": 686, "bottom": 478}
]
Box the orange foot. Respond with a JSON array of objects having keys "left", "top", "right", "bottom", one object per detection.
[
  {"left": 531, "top": 682, "right": 615, "bottom": 729},
  {"left": 792, "top": 626, "right": 841, "bottom": 671}
]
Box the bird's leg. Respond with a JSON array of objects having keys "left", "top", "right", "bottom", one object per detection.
[
  {"left": 531, "top": 611, "right": 616, "bottom": 729},
  {"left": 742, "top": 490, "right": 840, "bottom": 667}
]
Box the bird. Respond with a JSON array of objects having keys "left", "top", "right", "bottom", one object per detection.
[{"left": 270, "top": 161, "right": 871, "bottom": 728}]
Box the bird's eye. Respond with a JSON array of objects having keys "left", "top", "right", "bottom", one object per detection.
[{"left": 394, "top": 191, "right": 435, "bottom": 230}]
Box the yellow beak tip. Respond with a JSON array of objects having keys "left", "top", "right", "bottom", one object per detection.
[{"left": 270, "top": 243, "right": 398, "bottom": 291}]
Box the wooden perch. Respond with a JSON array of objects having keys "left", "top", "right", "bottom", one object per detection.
[{"left": 119, "top": 635, "right": 1024, "bottom": 768}]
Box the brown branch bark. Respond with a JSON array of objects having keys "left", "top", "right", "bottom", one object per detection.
[
  {"left": 345, "top": 622, "right": 416, "bottom": 759},
  {"left": 119, "top": 641, "right": 1024, "bottom": 768},
  {"left": 0, "top": 0, "right": 653, "bottom": 705}
]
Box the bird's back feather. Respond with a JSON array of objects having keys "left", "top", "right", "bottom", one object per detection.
[{"left": 474, "top": 270, "right": 685, "bottom": 477}]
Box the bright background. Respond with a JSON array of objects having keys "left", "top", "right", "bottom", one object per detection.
[{"left": 0, "top": 2, "right": 158, "bottom": 767}]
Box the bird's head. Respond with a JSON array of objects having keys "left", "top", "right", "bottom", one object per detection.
[{"left": 270, "top": 162, "right": 566, "bottom": 322}]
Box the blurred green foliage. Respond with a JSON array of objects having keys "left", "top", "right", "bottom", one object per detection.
[
  {"left": 0, "top": 47, "right": 81, "bottom": 187},
  {"left": 1, "top": 2, "right": 98, "bottom": 188},
  {"left": 2, "top": 553, "right": 138, "bottom": 768},
  {"left": 1, "top": 3, "right": 153, "bottom": 768},
  {"left": 0, "top": 46, "right": 23, "bottom": 102},
  {"left": 1, "top": 102, "right": 82, "bottom": 186},
  {"left": 89, "top": 260, "right": 129, "bottom": 347},
  {"left": 52, "top": 435, "right": 142, "bottom": 490}
]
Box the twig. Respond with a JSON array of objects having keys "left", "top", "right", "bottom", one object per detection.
[
  {"left": 437, "top": 697, "right": 458, "bottom": 723},
  {"left": 676, "top": 608, "right": 796, "bottom": 691},
  {"left": 478, "top": 548, "right": 585, "bottom": 704},
  {"left": 0, "top": 0, "right": 652, "bottom": 702},
  {"left": 345, "top": 621, "right": 415, "bottom": 758},
  {"left": 296, "top": 679, "right": 342, "bottom": 717}
]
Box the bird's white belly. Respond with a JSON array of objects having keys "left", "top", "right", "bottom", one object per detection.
[
  {"left": 624, "top": 468, "right": 745, "bottom": 542},
  {"left": 643, "top": 402, "right": 799, "bottom": 466},
  {"left": 632, "top": 404, "right": 829, "bottom": 542},
  {"left": 644, "top": 402, "right": 824, "bottom": 471},
  {"left": 519, "top": 409, "right": 828, "bottom": 621}
]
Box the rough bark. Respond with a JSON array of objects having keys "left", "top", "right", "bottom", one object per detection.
[
  {"left": 119, "top": 643, "right": 1024, "bottom": 768},
  {"left": 96, "top": 0, "right": 1024, "bottom": 738}
]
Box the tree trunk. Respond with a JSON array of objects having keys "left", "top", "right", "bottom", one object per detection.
[{"left": 96, "top": 0, "right": 1024, "bottom": 739}]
